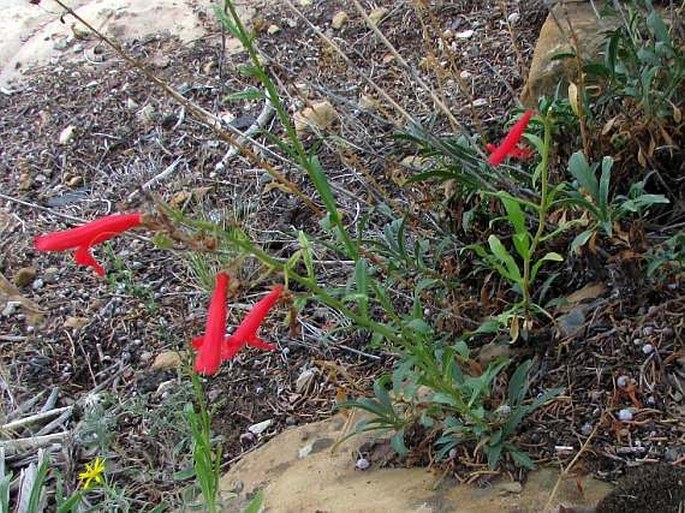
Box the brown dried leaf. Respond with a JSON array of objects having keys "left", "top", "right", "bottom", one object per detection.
[{"left": 566, "top": 282, "right": 607, "bottom": 305}]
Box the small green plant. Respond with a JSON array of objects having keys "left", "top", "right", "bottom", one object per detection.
[
  {"left": 466, "top": 108, "right": 565, "bottom": 334},
  {"left": 564, "top": 151, "right": 669, "bottom": 250},
  {"left": 339, "top": 342, "right": 562, "bottom": 469},
  {"left": 185, "top": 374, "right": 223, "bottom": 513},
  {"left": 588, "top": 1, "right": 683, "bottom": 124},
  {"left": 645, "top": 233, "right": 685, "bottom": 279}
]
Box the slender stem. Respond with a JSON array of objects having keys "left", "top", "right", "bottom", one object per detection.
[
  {"left": 181, "top": 214, "right": 401, "bottom": 344},
  {"left": 521, "top": 113, "right": 552, "bottom": 311},
  {"left": 223, "top": 0, "right": 359, "bottom": 260}
]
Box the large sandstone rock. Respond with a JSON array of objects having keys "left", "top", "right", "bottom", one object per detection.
[
  {"left": 218, "top": 414, "right": 612, "bottom": 512},
  {"left": 520, "top": 1, "right": 621, "bottom": 107}
]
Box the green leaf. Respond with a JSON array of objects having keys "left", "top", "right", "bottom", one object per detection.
[
  {"left": 647, "top": 9, "right": 670, "bottom": 44},
  {"left": 432, "top": 393, "right": 458, "bottom": 407},
  {"left": 598, "top": 156, "right": 613, "bottom": 215},
  {"left": 297, "top": 231, "right": 315, "bottom": 278},
  {"left": 391, "top": 429, "right": 409, "bottom": 457},
  {"left": 499, "top": 195, "right": 526, "bottom": 235},
  {"left": 488, "top": 235, "right": 522, "bottom": 283},
  {"left": 174, "top": 466, "right": 196, "bottom": 481},
  {"left": 355, "top": 259, "right": 370, "bottom": 318},
  {"left": 523, "top": 133, "right": 544, "bottom": 156},
  {"left": 213, "top": 5, "right": 240, "bottom": 38},
  {"left": 512, "top": 232, "right": 531, "bottom": 260},
  {"left": 568, "top": 151, "right": 598, "bottom": 199},
  {"left": 223, "top": 89, "right": 263, "bottom": 101},
  {"left": 485, "top": 443, "right": 503, "bottom": 470},
  {"left": 531, "top": 252, "right": 563, "bottom": 281},
  {"left": 244, "top": 490, "right": 265, "bottom": 513},
  {"left": 406, "top": 318, "right": 432, "bottom": 335},
  {"left": 308, "top": 156, "right": 340, "bottom": 224},
  {"left": 571, "top": 230, "right": 593, "bottom": 252},
  {"left": 507, "top": 445, "right": 535, "bottom": 469},
  {"left": 508, "top": 360, "right": 532, "bottom": 405},
  {"left": 550, "top": 51, "right": 576, "bottom": 61}
]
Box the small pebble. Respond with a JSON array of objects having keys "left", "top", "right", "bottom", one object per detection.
[
  {"left": 507, "top": 12, "right": 520, "bottom": 24},
  {"left": 642, "top": 343, "right": 654, "bottom": 355},
  {"left": 240, "top": 432, "right": 256, "bottom": 445},
  {"left": 495, "top": 404, "right": 512, "bottom": 418},
  {"left": 32, "top": 278, "right": 45, "bottom": 290},
  {"left": 355, "top": 457, "right": 370, "bottom": 471},
  {"left": 618, "top": 408, "right": 633, "bottom": 422},
  {"left": 617, "top": 375, "right": 629, "bottom": 388},
  {"left": 642, "top": 326, "right": 654, "bottom": 336},
  {"left": 632, "top": 337, "right": 642, "bottom": 346},
  {"left": 581, "top": 422, "right": 593, "bottom": 436}
]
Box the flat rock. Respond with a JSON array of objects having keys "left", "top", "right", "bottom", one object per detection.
[
  {"left": 521, "top": 1, "right": 622, "bottom": 107},
  {"left": 0, "top": 0, "right": 258, "bottom": 87},
  {"left": 219, "top": 414, "right": 612, "bottom": 512}
]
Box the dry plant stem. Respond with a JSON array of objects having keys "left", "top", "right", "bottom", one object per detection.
[
  {"left": 0, "top": 192, "right": 86, "bottom": 224},
  {"left": 1, "top": 406, "right": 72, "bottom": 433},
  {"left": 497, "top": 0, "right": 528, "bottom": 80},
  {"left": 351, "top": 0, "right": 466, "bottom": 136},
  {"left": 50, "top": 0, "right": 322, "bottom": 217},
  {"left": 412, "top": 5, "right": 458, "bottom": 134},
  {"left": 286, "top": 1, "right": 512, "bottom": 194},
  {"left": 283, "top": 1, "right": 429, "bottom": 131},
  {"left": 350, "top": 0, "right": 514, "bottom": 189},
  {"left": 420, "top": 4, "right": 486, "bottom": 138},
  {"left": 542, "top": 422, "right": 601, "bottom": 513},
  {"left": 0, "top": 432, "right": 69, "bottom": 456}
]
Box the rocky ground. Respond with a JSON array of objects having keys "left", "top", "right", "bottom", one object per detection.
[{"left": 0, "top": 0, "right": 683, "bottom": 510}]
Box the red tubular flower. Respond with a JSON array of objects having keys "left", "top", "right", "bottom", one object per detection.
[
  {"left": 34, "top": 213, "right": 143, "bottom": 276},
  {"left": 486, "top": 143, "right": 534, "bottom": 162},
  {"left": 487, "top": 110, "right": 534, "bottom": 166},
  {"left": 192, "top": 272, "right": 230, "bottom": 376},
  {"left": 221, "top": 285, "right": 283, "bottom": 361}
]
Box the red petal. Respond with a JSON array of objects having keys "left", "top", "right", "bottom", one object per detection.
[
  {"left": 35, "top": 213, "right": 143, "bottom": 252},
  {"left": 192, "top": 272, "right": 230, "bottom": 375},
  {"left": 74, "top": 245, "right": 105, "bottom": 276},
  {"left": 230, "top": 285, "right": 283, "bottom": 345},
  {"left": 247, "top": 336, "right": 276, "bottom": 351},
  {"left": 221, "top": 337, "right": 243, "bottom": 361}
]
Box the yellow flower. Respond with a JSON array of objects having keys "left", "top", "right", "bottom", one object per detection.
[{"left": 78, "top": 457, "right": 106, "bottom": 489}]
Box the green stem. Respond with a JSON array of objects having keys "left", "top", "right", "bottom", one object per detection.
[
  {"left": 521, "top": 113, "right": 552, "bottom": 311},
  {"left": 183, "top": 215, "right": 401, "bottom": 344},
  {"left": 222, "top": 0, "right": 359, "bottom": 260}
]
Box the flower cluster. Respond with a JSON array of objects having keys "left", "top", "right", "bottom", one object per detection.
[{"left": 35, "top": 215, "right": 282, "bottom": 376}]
